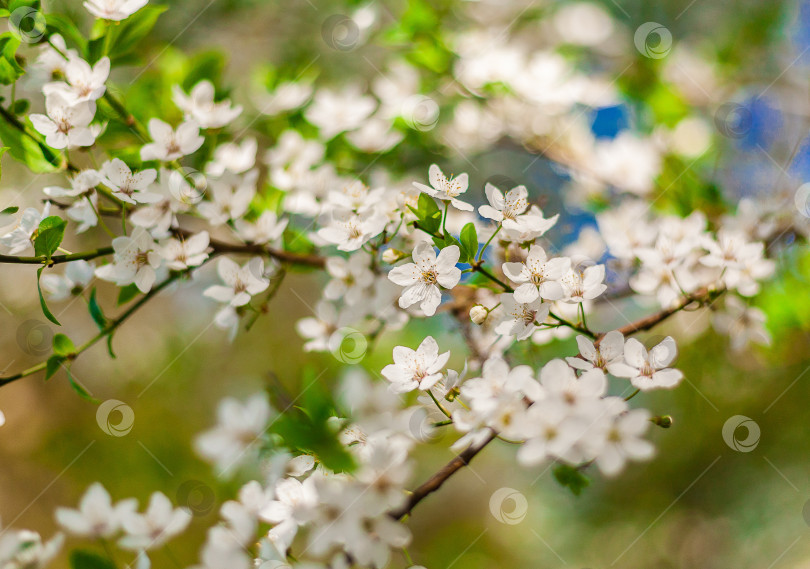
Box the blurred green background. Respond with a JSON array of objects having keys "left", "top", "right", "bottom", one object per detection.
[{"left": 2, "top": 0, "right": 810, "bottom": 568}]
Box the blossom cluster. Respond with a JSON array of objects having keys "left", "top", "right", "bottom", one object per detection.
[{"left": 0, "top": 0, "right": 792, "bottom": 568}]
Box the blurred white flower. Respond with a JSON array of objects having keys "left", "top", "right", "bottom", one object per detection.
[{"left": 173, "top": 80, "right": 243, "bottom": 129}]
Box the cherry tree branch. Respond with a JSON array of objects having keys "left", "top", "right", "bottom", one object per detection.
[
  {"left": 389, "top": 430, "right": 498, "bottom": 520},
  {"left": 389, "top": 284, "right": 727, "bottom": 521},
  {"left": 0, "top": 270, "right": 184, "bottom": 387}
]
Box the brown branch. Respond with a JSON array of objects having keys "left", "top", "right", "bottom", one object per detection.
[
  {"left": 173, "top": 228, "right": 326, "bottom": 268},
  {"left": 390, "top": 430, "right": 498, "bottom": 520},
  {"left": 391, "top": 286, "right": 727, "bottom": 520},
  {"left": 600, "top": 285, "right": 725, "bottom": 342}
]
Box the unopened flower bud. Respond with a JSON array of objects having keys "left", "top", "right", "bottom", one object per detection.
[
  {"left": 651, "top": 415, "right": 673, "bottom": 428},
  {"left": 470, "top": 305, "right": 488, "bottom": 325},
  {"left": 382, "top": 248, "right": 403, "bottom": 264}
]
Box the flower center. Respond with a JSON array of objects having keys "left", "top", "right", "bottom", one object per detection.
[{"left": 420, "top": 268, "right": 438, "bottom": 284}]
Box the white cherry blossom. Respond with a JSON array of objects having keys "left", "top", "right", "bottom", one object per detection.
[
  {"left": 502, "top": 245, "right": 571, "bottom": 302},
  {"left": 608, "top": 336, "right": 683, "bottom": 391},
  {"left": 55, "top": 482, "right": 137, "bottom": 538},
  {"left": 203, "top": 257, "right": 269, "bottom": 307},
  {"left": 100, "top": 158, "right": 160, "bottom": 204},
  {"left": 387, "top": 241, "right": 461, "bottom": 316},
  {"left": 30, "top": 93, "right": 97, "bottom": 149},
  {"left": 173, "top": 80, "right": 243, "bottom": 129},
  {"left": 413, "top": 164, "right": 473, "bottom": 211},
  {"left": 140, "top": 119, "right": 204, "bottom": 161},
  {"left": 95, "top": 226, "right": 161, "bottom": 293},
  {"left": 118, "top": 492, "right": 192, "bottom": 550},
  {"left": 381, "top": 336, "right": 450, "bottom": 393},
  {"left": 84, "top": 0, "right": 148, "bottom": 20}
]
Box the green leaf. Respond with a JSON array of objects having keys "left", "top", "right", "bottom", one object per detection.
[
  {"left": 44, "top": 355, "right": 62, "bottom": 380},
  {"left": 0, "top": 118, "right": 61, "bottom": 172},
  {"left": 69, "top": 550, "right": 116, "bottom": 569},
  {"left": 10, "top": 99, "right": 28, "bottom": 115},
  {"left": 0, "top": 33, "right": 24, "bottom": 85},
  {"left": 88, "top": 287, "right": 107, "bottom": 329},
  {"left": 460, "top": 222, "right": 478, "bottom": 263},
  {"left": 66, "top": 369, "right": 99, "bottom": 403},
  {"left": 36, "top": 266, "right": 61, "bottom": 325},
  {"left": 271, "top": 377, "right": 355, "bottom": 473},
  {"left": 45, "top": 13, "right": 88, "bottom": 52},
  {"left": 116, "top": 283, "right": 140, "bottom": 305},
  {"left": 0, "top": 206, "right": 17, "bottom": 215},
  {"left": 411, "top": 193, "right": 442, "bottom": 235},
  {"left": 9, "top": 0, "right": 41, "bottom": 12},
  {"left": 89, "top": 5, "right": 167, "bottom": 64},
  {"left": 33, "top": 216, "right": 66, "bottom": 259},
  {"left": 106, "top": 333, "right": 116, "bottom": 358},
  {"left": 552, "top": 464, "right": 590, "bottom": 496},
  {"left": 52, "top": 333, "right": 75, "bottom": 357}
]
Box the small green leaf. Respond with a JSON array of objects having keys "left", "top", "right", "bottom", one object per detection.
[
  {"left": 44, "top": 355, "right": 62, "bottom": 380},
  {"left": 0, "top": 206, "right": 17, "bottom": 215},
  {"left": 0, "top": 117, "right": 61, "bottom": 172},
  {"left": 460, "top": 222, "right": 478, "bottom": 263},
  {"left": 106, "top": 333, "right": 116, "bottom": 358},
  {"left": 52, "top": 333, "right": 75, "bottom": 357},
  {"left": 116, "top": 283, "right": 140, "bottom": 305},
  {"left": 36, "top": 266, "right": 61, "bottom": 325},
  {"left": 10, "top": 99, "right": 27, "bottom": 114},
  {"left": 45, "top": 13, "right": 88, "bottom": 52},
  {"left": 553, "top": 464, "right": 590, "bottom": 496},
  {"left": 69, "top": 549, "right": 116, "bottom": 569},
  {"left": 88, "top": 287, "right": 107, "bottom": 329},
  {"left": 0, "top": 33, "right": 24, "bottom": 85},
  {"left": 33, "top": 216, "right": 66, "bottom": 259},
  {"left": 66, "top": 369, "right": 99, "bottom": 403}
]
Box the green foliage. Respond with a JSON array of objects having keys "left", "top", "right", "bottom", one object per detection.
[
  {"left": 0, "top": 33, "right": 24, "bottom": 85},
  {"left": 87, "top": 5, "right": 167, "bottom": 64},
  {"left": 69, "top": 550, "right": 116, "bottom": 569},
  {"left": 66, "top": 368, "right": 98, "bottom": 403},
  {"left": 409, "top": 193, "right": 442, "bottom": 235},
  {"left": 44, "top": 354, "right": 61, "bottom": 380},
  {"left": 36, "top": 266, "right": 60, "bottom": 325},
  {"left": 88, "top": 288, "right": 107, "bottom": 330},
  {"left": 45, "top": 12, "right": 88, "bottom": 52},
  {"left": 270, "top": 376, "right": 355, "bottom": 473},
  {"left": 553, "top": 464, "right": 590, "bottom": 496},
  {"left": 459, "top": 222, "right": 479, "bottom": 264},
  {"left": 0, "top": 118, "right": 61, "bottom": 172},
  {"left": 116, "top": 283, "right": 140, "bottom": 305},
  {"left": 52, "top": 333, "right": 75, "bottom": 357},
  {"left": 33, "top": 216, "right": 67, "bottom": 259}
]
